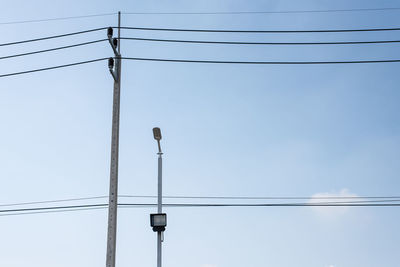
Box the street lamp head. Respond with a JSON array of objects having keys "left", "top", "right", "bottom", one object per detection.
[
  {"left": 153, "top": 127, "right": 162, "bottom": 141},
  {"left": 107, "top": 27, "right": 113, "bottom": 38},
  {"left": 150, "top": 213, "right": 167, "bottom": 232}
]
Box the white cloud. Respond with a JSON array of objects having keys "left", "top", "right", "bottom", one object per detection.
[{"left": 309, "top": 188, "right": 359, "bottom": 218}]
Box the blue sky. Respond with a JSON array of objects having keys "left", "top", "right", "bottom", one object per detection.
[{"left": 1, "top": 1, "right": 400, "bottom": 267}]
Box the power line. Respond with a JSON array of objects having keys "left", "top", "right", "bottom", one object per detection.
[
  {"left": 3, "top": 25, "right": 400, "bottom": 49},
  {"left": 120, "top": 26, "right": 400, "bottom": 33},
  {"left": 0, "top": 203, "right": 108, "bottom": 213},
  {"left": 0, "top": 206, "right": 107, "bottom": 217},
  {"left": 123, "top": 57, "right": 400, "bottom": 65},
  {"left": 128, "top": 199, "right": 400, "bottom": 205},
  {"left": 123, "top": 7, "right": 400, "bottom": 15},
  {"left": 0, "top": 203, "right": 154, "bottom": 215},
  {"left": 0, "top": 7, "right": 398, "bottom": 27},
  {"left": 120, "top": 36, "right": 400, "bottom": 46},
  {"left": 147, "top": 203, "right": 400, "bottom": 207},
  {"left": 306, "top": 199, "right": 400, "bottom": 204},
  {"left": 119, "top": 194, "right": 400, "bottom": 200},
  {"left": 1, "top": 201, "right": 400, "bottom": 217},
  {"left": 0, "top": 39, "right": 107, "bottom": 60},
  {"left": 4, "top": 56, "right": 399, "bottom": 79},
  {"left": 0, "top": 13, "right": 116, "bottom": 26},
  {"left": 2, "top": 37, "right": 398, "bottom": 66},
  {"left": 0, "top": 27, "right": 107, "bottom": 47},
  {"left": 0, "top": 57, "right": 108, "bottom": 78},
  {"left": 0, "top": 196, "right": 108, "bottom": 207},
  {"left": 2, "top": 37, "right": 398, "bottom": 65},
  {"left": 1, "top": 194, "right": 399, "bottom": 208}
]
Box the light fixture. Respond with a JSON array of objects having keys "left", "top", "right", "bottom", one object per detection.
[
  {"left": 150, "top": 213, "right": 167, "bottom": 232},
  {"left": 153, "top": 127, "right": 162, "bottom": 141},
  {"left": 153, "top": 127, "right": 162, "bottom": 153}
]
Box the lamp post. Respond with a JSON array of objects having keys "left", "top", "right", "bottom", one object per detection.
[{"left": 150, "top": 127, "right": 166, "bottom": 267}]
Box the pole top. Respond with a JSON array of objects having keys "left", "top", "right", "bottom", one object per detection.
[
  {"left": 153, "top": 127, "right": 162, "bottom": 141},
  {"left": 153, "top": 127, "right": 162, "bottom": 153}
]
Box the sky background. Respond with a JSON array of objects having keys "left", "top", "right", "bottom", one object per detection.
[{"left": 1, "top": 1, "right": 400, "bottom": 267}]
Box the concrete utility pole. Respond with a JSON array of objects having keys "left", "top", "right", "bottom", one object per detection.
[{"left": 106, "top": 11, "right": 122, "bottom": 267}]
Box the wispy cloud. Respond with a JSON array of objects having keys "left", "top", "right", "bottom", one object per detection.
[{"left": 309, "top": 188, "right": 359, "bottom": 218}]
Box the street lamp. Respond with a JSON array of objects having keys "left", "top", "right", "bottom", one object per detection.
[
  {"left": 150, "top": 127, "right": 166, "bottom": 267},
  {"left": 150, "top": 213, "right": 167, "bottom": 232},
  {"left": 153, "top": 127, "right": 162, "bottom": 153}
]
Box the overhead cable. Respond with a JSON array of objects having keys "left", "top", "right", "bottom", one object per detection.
[
  {"left": 0, "top": 203, "right": 108, "bottom": 214},
  {"left": 4, "top": 57, "right": 400, "bottom": 78},
  {"left": 2, "top": 195, "right": 399, "bottom": 208},
  {"left": 0, "top": 27, "right": 107, "bottom": 47},
  {"left": 123, "top": 57, "right": 400, "bottom": 65},
  {"left": 0, "top": 39, "right": 107, "bottom": 60},
  {"left": 0, "top": 58, "right": 108, "bottom": 78},
  {"left": 120, "top": 36, "right": 400, "bottom": 46},
  {"left": 120, "top": 26, "right": 400, "bottom": 33},
  {"left": 0, "top": 206, "right": 107, "bottom": 217},
  {"left": 0, "top": 7, "right": 398, "bottom": 26},
  {"left": 0, "top": 196, "right": 108, "bottom": 207},
  {"left": 3, "top": 201, "right": 399, "bottom": 217},
  {"left": 123, "top": 7, "right": 400, "bottom": 15},
  {"left": 141, "top": 203, "right": 400, "bottom": 207},
  {"left": 3, "top": 25, "right": 400, "bottom": 48},
  {"left": 1, "top": 201, "right": 400, "bottom": 216},
  {"left": 120, "top": 194, "right": 400, "bottom": 200},
  {"left": 0, "top": 13, "right": 116, "bottom": 26}
]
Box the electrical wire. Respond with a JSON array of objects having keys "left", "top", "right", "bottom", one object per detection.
[
  {"left": 143, "top": 203, "right": 400, "bottom": 207},
  {"left": 0, "top": 196, "right": 108, "bottom": 208},
  {"left": 0, "top": 27, "right": 108, "bottom": 47},
  {"left": 0, "top": 206, "right": 107, "bottom": 217},
  {"left": 123, "top": 7, "right": 400, "bottom": 15},
  {"left": 3, "top": 24, "right": 400, "bottom": 48},
  {"left": 2, "top": 36, "right": 399, "bottom": 66},
  {"left": 0, "top": 203, "right": 108, "bottom": 213},
  {"left": 2, "top": 37, "right": 399, "bottom": 64},
  {"left": 0, "top": 39, "right": 107, "bottom": 60},
  {"left": 120, "top": 26, "right": 400, "bottom": 33},
  {"left": 1, "top": 195, "right": 399, "bottom": 208},
  {"left": 4, "top": 56, "right": 400, "bottom": 79},
  {"left": 0, "top": 7, "right": 399, "bottom": 27},
  {"left": 119, "top": 194, "right": 400, "bottom": 200},
  {"left": 306, "top": 199, "right": 400, "bottom": 204},
  {"left": 120, "top": 36, "right": 400, "bottom": 46},
  {"left": 0, "top": 13, "right": 116, "bottom": 25},
  {"left": 122, "top": 57, "right": 400, "bottom": 65},
  {"left": 1, "top": 201, "right": 400, "bottom": 216},
  {"left": 0, "top": 57, "right": 108, "bottom": 78}
]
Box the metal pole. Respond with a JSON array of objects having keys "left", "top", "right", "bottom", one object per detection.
[
  {"left": 157, "top": 152, "right": 163, "bottom": 267},
  {"left": 106, "top": 11, "right": 122, "bottom": 267}
]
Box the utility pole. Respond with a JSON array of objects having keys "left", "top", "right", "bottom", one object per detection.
[
  {"left": 150, "top": 128, "right": 167, "bottom": 267},
  {"left": 106, "top": 11, "right": 122, "bottom": 267}
]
